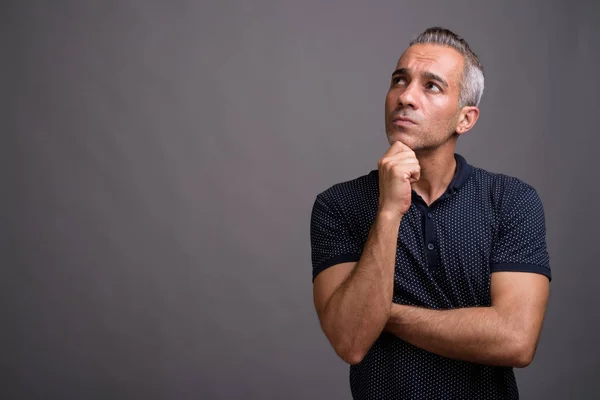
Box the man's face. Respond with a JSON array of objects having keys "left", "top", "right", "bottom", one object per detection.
[{"left": 385, "top": 43, "right": 465, "bottom": 151}]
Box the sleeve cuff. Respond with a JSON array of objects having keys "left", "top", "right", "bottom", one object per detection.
[
  {"left": 490, "top": 263, "right": 552, "bottom": 282},
  {"left": 312, "top": 253, "right": 361, "bottom": 282}
]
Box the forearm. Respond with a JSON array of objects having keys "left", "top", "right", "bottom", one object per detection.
[
  {"left": 323, "top": 211, "right": 401, "bottom": 364},
  {"left": 384, "top": 304, "right": 532, "bottom": 367}
]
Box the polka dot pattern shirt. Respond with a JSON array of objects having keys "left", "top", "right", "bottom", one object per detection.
[{"left": 310, "top": 154, "right": 551, "bottom": 399}]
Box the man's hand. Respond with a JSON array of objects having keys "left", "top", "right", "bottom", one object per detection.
[{"left": 378, "top": 141, "right": 420, "bottom": 220}]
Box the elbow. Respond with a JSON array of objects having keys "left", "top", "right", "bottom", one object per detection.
[
  {"left": 337, "top": 345, "right": 367, "bottom": 366},
  {"left": 328, "top": 333, "right": 368, "bottom": 365},
  {"left": 510, "top": 335, "right": 537, "bottom": 368},
  {"left": 512, "top": 347, "right": 535, "bottom": 368},
  {"left": 322, "top": 323, "right": 370, "bottom": 366}
]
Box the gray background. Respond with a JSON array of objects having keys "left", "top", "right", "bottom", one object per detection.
[{"left": 3, "top": 0, "right": 599, "bottom": 399}]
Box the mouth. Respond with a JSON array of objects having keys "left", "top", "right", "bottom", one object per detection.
[{"left": 391, "top": 116, "right": 416, "bottom": 126}]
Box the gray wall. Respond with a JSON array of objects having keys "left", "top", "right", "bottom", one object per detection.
[{"left": 4, "top": 0, "right": 599, "bottom": 399}]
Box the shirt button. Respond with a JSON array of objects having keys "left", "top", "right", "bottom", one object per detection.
[
  {"left": 427, "top": 212, "right": 433, "bottom": 219},
  {"left": 427, "top": 243, "right": 435, "bottom": 250}
]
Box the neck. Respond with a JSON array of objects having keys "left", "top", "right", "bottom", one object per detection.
[{"left": 412, "top": 144, "right": 457, "bottom": 206}]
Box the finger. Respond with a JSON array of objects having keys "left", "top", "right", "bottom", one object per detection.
[
  {"left": 388, "top": 160, "right": 419, "bottom": 179},
  {"left": 393, "top": 140, "right": 412, "bottom": 152},
  {"left": 398, "top": 157, "right": 419, "bottom": 164},
  {"left": 383, "top": 161, "right": 420, "bottom": 182},
  {"left": 382, "top": 140, "right": 410, "bottom": 158},
  {"left": 408, "top": 164, "right": 421, "bottom": 182},
  {"left": 382, "top": 151, "right": 417, "bottom": 165}
]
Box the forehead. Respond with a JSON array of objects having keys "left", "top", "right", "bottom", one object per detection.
[{"left": 396, "top": 44, "right": 464, "bottom": 86}]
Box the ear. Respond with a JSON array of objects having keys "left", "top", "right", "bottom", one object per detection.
[{"left": 456, "top": 106, "right": 480, "bottom": 135}]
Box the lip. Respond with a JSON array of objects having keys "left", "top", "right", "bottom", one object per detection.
[{"left": 392, "top": 116, "right": 416, "bottom": 126}]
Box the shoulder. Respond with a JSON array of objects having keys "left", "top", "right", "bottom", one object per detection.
[
  {"left": 314, "top": 169, "right": 378, "bottom": 207},
  {"left": 472, "top": 166, "right": 536, "bottom": 193},
  {"left": 471, "top": 166, "right": 543, "bottom": 215}
]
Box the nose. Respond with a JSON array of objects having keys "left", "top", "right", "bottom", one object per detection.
[{"left": 397, "top": 82, "right": 418, "bottom": 109}]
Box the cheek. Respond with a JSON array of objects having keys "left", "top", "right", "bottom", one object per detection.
[
  {"left": 429, "top": 99, "right": 459, "bottom": 121},
  {"left": 385, "top": 92, "right": 395, "bottom": 110}
]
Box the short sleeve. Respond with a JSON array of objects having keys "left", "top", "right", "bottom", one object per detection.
[
  {"left": 310, "top": 194, "right": 362, "bottom": 282},
  {"left": 490, "top": 185, "right": 551, "bottom": 281}
]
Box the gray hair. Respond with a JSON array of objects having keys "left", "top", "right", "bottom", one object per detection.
[{"left": 409, "top": 27, "right": 484, "bottom": 108}]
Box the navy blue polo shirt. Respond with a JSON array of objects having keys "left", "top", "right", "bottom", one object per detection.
[{"left": 310, "top": 153, "right": 551, "bottom": 399}]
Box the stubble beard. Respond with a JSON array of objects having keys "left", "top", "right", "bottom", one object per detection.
[{"left": 386, "top": 126, "right": 457, "bottom": 153}]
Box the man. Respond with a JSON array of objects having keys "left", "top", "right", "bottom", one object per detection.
[{"left": 309, "top": 27, "right": 551, "bottom": 399}]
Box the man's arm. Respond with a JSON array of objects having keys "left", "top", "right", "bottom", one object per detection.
[
  {"left": 383, "top": 271, "right": 550, "bottom": 367},
  {"left": 313, "top": 141, "right": 420, "bottom": 365},
  {"left": 313, "top": 211, "right": 401, "bottom": 365}
]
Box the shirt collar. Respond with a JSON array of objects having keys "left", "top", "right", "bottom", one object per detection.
[
  {"left": 409, "top": 153, "right": 473, "bottom": 202},
  {"left": 370, "top": 153, "right": 473, "bottom": 196},
  {"left": 448, "top": 153, "right": 473, "bottom": 194}
]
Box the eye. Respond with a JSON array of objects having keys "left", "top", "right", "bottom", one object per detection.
[
  {"left": 392, "top": 76, "right": 407, "bottom": 86},
  {"left": 426, "top": 82, "right": 442, "bottom": 92}
]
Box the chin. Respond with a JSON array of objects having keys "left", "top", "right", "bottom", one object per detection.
[{"left": 386, "top": 131, "right": 416, "bottom": 148}]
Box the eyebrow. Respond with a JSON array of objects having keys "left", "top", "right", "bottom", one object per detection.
[{"left": 391, "top": 68, "right": 449, "bottom": 88}]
